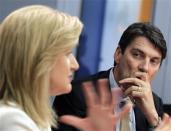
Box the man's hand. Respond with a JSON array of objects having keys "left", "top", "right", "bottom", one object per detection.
[{"left": 119, "top": 72, "right": 159, "bottom": 127}]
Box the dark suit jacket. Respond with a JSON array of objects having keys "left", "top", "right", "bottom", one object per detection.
[{"left": 52, "top": 69, "right": 164, "bottom": 131}]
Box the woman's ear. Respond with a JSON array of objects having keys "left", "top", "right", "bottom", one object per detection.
[{"left": 114, "top": 47, "right": 122, "bottom": 65}]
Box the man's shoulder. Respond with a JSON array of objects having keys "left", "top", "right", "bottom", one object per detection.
[{"left": 152, "top": 92, "right": 162, "bottom": 102}]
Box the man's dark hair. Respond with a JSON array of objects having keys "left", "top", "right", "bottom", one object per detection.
[{"left": 114, "top": 22, "right": 167, "bottom": 66}]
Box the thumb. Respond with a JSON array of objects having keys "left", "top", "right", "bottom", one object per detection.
[{"left": 59, "top": 115, "right": 84, "bottom": 129}]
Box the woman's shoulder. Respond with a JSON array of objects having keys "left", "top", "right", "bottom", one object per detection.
[{"left": 0, "top": 102, "right": 41, "bottom": 131}]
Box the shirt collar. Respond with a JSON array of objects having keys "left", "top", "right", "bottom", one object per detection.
[{"left": 109, "top": 67, "right": 118, "bottom": 88}]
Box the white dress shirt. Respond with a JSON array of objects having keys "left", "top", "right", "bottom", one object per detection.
[{"left": 109, "top": 68, "right": 136, "bottom": 131}]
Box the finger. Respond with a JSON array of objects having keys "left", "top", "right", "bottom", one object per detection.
[
  {"left": 82, "top": 81, "right": 98, "bottom": 107},
  {"left": 130, "top": 91, "right": 144, "bottom": 98},
  {"left": 59, "top": 115, "right": 85, "bottom": 130},
  {"left": 119, "top": 78, "right": 142, "bottom": 88},
  {"left": 96, "top": 79, "right": 111, "bottom": 106},
  {"left": 124, "top": 86, "right": 140, "bottom": 96},
  {"left": 134, "top": 72, "right": 149, "bottom": 82},
  {"left": 111, "top": 88, "right": 123, "bottom": 109},
  {"left": 112, "top": 103, "right": 132, "bottom": 122},
  {"left": 155, "top": 114, "right": 164, "bottom": 130},
  {"left": 156, "top": 114, "right": 171, "bottom": 130},
  {"left": 161, "top": 113, "right": 170, "bottom": 125}
]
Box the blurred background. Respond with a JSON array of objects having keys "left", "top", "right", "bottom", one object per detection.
[{"left": 0, "top": 0, "right": 171, "bottom": 114}]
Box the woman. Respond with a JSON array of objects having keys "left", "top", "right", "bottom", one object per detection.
[{"left": 0, "top": 5, "right": 130, "bottom": 131}]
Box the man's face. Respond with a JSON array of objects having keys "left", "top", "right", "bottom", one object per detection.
[{"left": 114, "top": 36, "right": 162, "bottom": 83}]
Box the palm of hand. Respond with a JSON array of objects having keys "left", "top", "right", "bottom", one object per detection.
[{"left": 59, "top": 79, "right": 132, "bottom": 131}]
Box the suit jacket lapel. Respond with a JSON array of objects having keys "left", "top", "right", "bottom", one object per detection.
[{"left": 134, "top": 106, "right": 148, "bottom": 131}]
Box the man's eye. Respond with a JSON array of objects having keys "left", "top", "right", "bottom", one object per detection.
[
  {"left": 133, "top": 53, "right": 141, "bottom": 58},
  {"left": 151, "top": 59, "right": 160, "bottom": 66},
  {"left": 133, "top": 53, "right": 139, "bottom": 56}
]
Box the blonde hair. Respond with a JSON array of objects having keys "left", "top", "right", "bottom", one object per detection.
[{"left": 0, "top": 5, "right": 83, "bottom": 128}]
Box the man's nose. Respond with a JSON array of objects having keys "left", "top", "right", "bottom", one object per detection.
[{"left": 139, "top": 59, "right": 149, "bottom": 72}]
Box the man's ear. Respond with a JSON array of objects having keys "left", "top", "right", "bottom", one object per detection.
[{"left": 114, "top": 47, "right": 122, "bottom": 65}]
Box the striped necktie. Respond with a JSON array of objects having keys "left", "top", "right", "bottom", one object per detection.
[{"left": 120, "top": 97, "right": 132, "bottom": 131}]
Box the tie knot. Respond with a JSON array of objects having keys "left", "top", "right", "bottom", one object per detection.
[{"left": 119, "top": 97, "right": 132, "bottom": 108}]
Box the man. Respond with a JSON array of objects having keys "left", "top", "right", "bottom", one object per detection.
[{"left": 52, "top": 22, "right": 167, "bottom": 131}]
